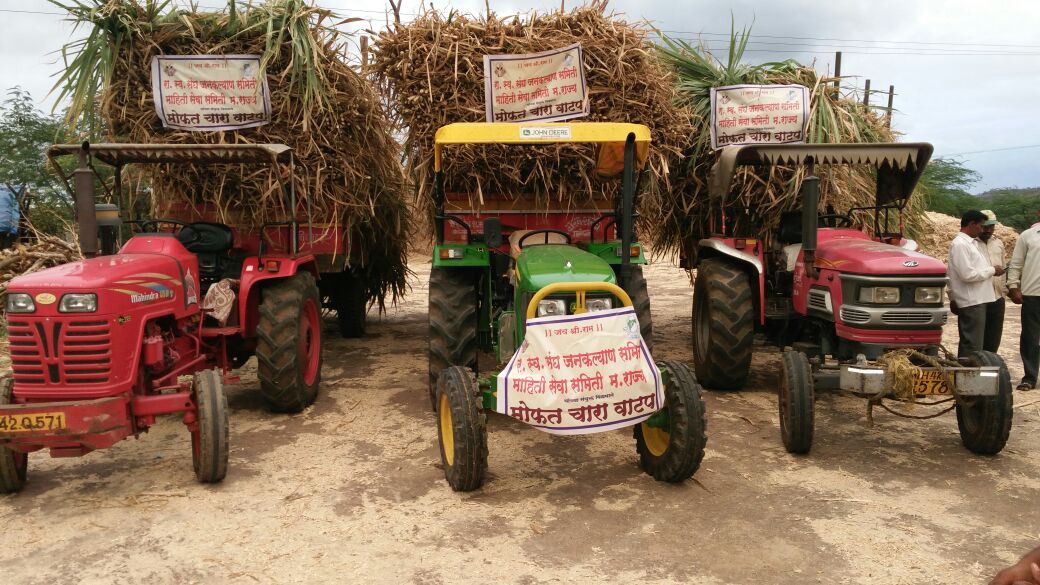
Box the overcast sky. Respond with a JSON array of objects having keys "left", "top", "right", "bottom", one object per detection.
[{"left": 3, "top": 0, "right": 1038, "bottom": 193}]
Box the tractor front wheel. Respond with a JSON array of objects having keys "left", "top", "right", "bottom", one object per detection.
[
  {"left": 693, "top": 258, "right": 754, "bottom": 390},
  {"left": 428, "top": 268, "right": 478, "bottom": 410},
  {"left": 0, "top": 377, "right": 27, "bottom": 494},
  {"left": 191, "top": 369, "right": 229, "bottom": 483},
  {"left": 615, "top": 264, "right": 653, "bottom": 353},
  {"left": 256, "top": 272, "right": 323, "bottom": 413},
  {"left": 956, "top": 350, "right": 1013, "bottom": 455},
  {"left": 436, "top": 366, "right": 487, "bottom": 491},
  {"left": 635, "top": 361, "right": 707, "bottom": 482},
  {"left": 779, "top": 350, "right": 814, "bottom": 454}
]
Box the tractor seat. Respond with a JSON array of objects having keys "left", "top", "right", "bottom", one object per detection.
[
  {"left": 176, "top": 222, "right": 238, "bottom": 292},
  {"left": 508, "top": 230, "right": 569, "bottom": 259}
]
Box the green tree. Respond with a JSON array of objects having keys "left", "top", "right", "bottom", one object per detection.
[
  {"left": 0, "top": 88, "right": 75, "bottom": 236},
  {"left": 919, "top": 158, "right": 981, "bottom": 217}
]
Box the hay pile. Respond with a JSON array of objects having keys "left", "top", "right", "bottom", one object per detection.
[
  {"left": 53, "top": 0, "right": 410, "bottom": 305},
  {"left": 371, "top": 2, "right": 693, "bottom": 227},
  {"left": 917, "top": 211, "right": 1019, "bottom": 263},
  {"left": 653, "top": 32, "right": 926, "bottom": 261},
  {"left": 0, "top": 236, "right": 82, "bottom": 306}
]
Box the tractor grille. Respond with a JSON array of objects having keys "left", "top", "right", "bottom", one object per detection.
[
  {"left": 839, "top": 306, "right": 871, "bottom": 324},
  {"left": 807, "top": 289, "right": 830, "bottom": 312},
  {"left": 880, "top": 311, "right": 934, "bottom": 325},
  {"left": 7, "top": 319, "right": 111, "bottom": 386}
]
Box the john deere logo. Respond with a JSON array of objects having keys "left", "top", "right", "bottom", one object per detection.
[
  {"left": 903, "top": 260, "right": 919, "bottom": 267},
  {"left": 35, "top": 293, "right": 56, "bottom": 305}
]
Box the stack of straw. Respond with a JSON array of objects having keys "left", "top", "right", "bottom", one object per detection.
[
  {"left": 371, "top": 2, "right": 693, "bottom": 228},
  {"left": 51, "top": 0, "right": 410, "bottom": 306},
  {"left": 0, "top": 236, "right": 82, "bottom": 307}
]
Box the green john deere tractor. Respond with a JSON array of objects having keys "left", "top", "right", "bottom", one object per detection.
[{"left": 427, "top": 122, "right": 707, "bottom": 491}]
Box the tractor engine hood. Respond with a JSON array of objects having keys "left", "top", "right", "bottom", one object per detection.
[
  {"left": 815, "top": 233, "right": 946, "bottom": 276},
  {"left": 515, "top": 244, "right": 616, "bottom": 292}
]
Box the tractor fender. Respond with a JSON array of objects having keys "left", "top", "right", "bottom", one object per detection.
[
  {"left": 697, "top": 238, "right": 766, "bottom": 325},
  {"left": 238, "top": 255, "right": 319, "bottom": 337}
]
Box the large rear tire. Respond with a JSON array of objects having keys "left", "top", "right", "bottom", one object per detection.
[
  {"left": 956, "top": 350, "right": 1012, "bottom": 455},
  {"left": 779, "top": 350, "right": 814, "bottom": 454},
  {"left": 615, "top": 264, "right": 653, "bottom": 354},
  {"left": 635, "top": 361, "right": 707, "bottom": 482},
  {"left": 191, "top": 369, "right": 229, "bottom": 483},
  {"left": 692, "top": 258, "right": 754, "bottom": 390},
  {"left": 256, "top": 272, "right": 322, "bottom": 413},
  {"left": 333, "top": 270, "right": 368, "bottom": 338},
  {"left": 428, "top": 268, "right": 478, "bottom": 411},
  {"left": 436, "top": 366, "right": 487, "bottom": 491},
  {"left": 0, "top": 377, "right": 27, "bottom": 494}
]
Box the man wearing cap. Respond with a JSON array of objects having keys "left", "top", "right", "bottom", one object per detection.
[
  {"left": 1007, "top": 216, "right": 1040, "bottom": 390},
  {"left": 949, "top": 210, "right": 1003, "bottom": 357},
  {"left": 979, "top": 210, "right": 1007, "bottom": 352}
]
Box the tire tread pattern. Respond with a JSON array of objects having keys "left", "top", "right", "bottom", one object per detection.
[
  {"left": 0, "top": 377, "right": 27, "bottom": 493},
  {"left": 193, "top": 369, "right": 229, "bottom": 483},
  {"left": 428, "top": 268, "right": 478, "bottom": 409},
  {"left": 256, "top": 272, "right": 322, "bottom": 413},
  {"left": 636, "top": 361, "right": 707, "bottom": 482},
  {"left": 693, "top": 258, "right": 755, "bottom": 390},
  {"left": 957, "top": 350, "right": 1013, "bottom": 455},
  {"left": 437, "top": 366, "right": 488, "bottom": 491},
  {"left": 779, "top": 351, "right": 814, "bottom": 454}
]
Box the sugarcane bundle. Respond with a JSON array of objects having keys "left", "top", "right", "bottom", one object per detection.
[
  {"left": 371, "top": 1, "right": 694, "bottom": 229},
  {"left": 652, "top": 30, "right": 927, "bottom": 261},
  {"left": 51, "top": 0, "right": 410, "bottom": 306},
  {"left": 0, "top": 236, "right": 82, "bottom": 307}
]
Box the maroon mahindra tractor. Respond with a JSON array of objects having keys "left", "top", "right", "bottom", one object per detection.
[
  {"left": 689, "top": 143, "right": 1012, "bottom": 455},
  {"left": 0, "top": 143, "right": 327, "bottom": 493}
]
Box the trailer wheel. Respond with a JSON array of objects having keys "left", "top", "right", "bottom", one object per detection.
[
  {"left": 693, "top": 258, "right": 754, "bottom": 390},
  {"left": 436, "top": 366, "right": 487, "bottom": 491},
  {"left": 428, "top": 268, "right": 478, "bottom": 410},
  {"left": 779, "top": 350, "right": 814, "bottom": 454},
  {"left": 191, "top": 369, "right": 229, "bottom": 483},
  {"left": 333, "top": 271, "right": 368, "bottom": 338},
  {"left": 635, "top": 361, "right": 707, "bottom": 482},
  {"left": 256, "top": 271, "right": 322, "bottom": 413},
  {"left": 956, "top": 351, "right": 1012, "bottom": 455},
  {"left": 0, "top": 377, "right": 27, "bottom": 494},
  {"left": 615, "top": 264, "right": 653, "bottom": 353}
]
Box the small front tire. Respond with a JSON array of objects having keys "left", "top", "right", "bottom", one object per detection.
[
  {"left": 635, "top": 361, "right": 707, "bottom": 482},
  {"left": 0, "top": 377, "right": 27, "bottom": 494},
  {"left": 191, "top": 369, "right": 229, "bottom": 483},
  {"left": 956, "top": 350, "right": 1012, "bottom": 455},
  {"left": 779, "top": 350, "right": 814, "bottom": 454},
  {"left": 436, "top": 366, "right": 487, "bottom": 491}
]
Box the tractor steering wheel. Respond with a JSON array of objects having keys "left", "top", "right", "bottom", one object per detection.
[
  {"left": 818, "top": 214, "right": 854, "bottom": 228},
  {"left": 517, "top": 229, "right": 572, "bottom": 248},
  {"left": 133, "top": 219, "right": 201, "bottom": 245}
]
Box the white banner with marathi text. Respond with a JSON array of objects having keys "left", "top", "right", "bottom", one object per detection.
[
  {"left": 496, "top": 307, "right": 661, "bottom": 435},
  {"left": 151, "top": 54, "right": 271, "bottom": 131},
  {"left": 483, "top": 43, "right": 589, "bottom": 124},
  {"left": 709, "top": 84, "right": 809, "bottom": 150}
]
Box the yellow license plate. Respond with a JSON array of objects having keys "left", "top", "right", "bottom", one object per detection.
[
  {"left": 0, "top": 412, "right": 67, "bottom": 433},
  {"left": 913, "top": 371, "right": 951, "bottom": 395}
]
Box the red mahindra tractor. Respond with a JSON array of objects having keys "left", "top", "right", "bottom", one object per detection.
[
  {"left": 0, "top": 143, "right": 327, "bottom": 493},
  {"left": 690, "top": 143, "right": 1012, "bottom": 455}
]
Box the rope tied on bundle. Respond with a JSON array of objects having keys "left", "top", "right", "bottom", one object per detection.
[{"left": 865, "top": 347, "right": 962, "bottom": 425}]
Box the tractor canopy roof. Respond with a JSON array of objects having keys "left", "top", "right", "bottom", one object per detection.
[
  {"left": 709, "top": 142, "right": 934, "bottom": 205},
  {"left": 47, "top": 142, "right": 293, "bottom": 167},
  {"left": 433, "top": 122, "right": 651, "bottom": 177}
]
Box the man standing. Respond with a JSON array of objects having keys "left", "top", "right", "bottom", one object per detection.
[
  {"left": 1007, "top": 217, "right": 1040, "bottom": 390},
  {"left": 979, "top": 210, "right": 1007, "bottom": 352},
  {"left": 948, "top": 210, "right": 1003, "bottom": 357}
]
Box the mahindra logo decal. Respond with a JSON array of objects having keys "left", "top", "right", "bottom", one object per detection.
[{"left": 903, "top": 260, "right": 919, "bottom": 267}]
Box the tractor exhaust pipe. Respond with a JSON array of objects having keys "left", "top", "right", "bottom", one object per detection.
[
  {"left": 74, "top": 143, "right": 98, "bottom": 258},
  {"left": 619, "top": 134, "right": 636, "bottom": 266},
  {"left": 801, "top": 175, "right": 820, "bottom": 277}
]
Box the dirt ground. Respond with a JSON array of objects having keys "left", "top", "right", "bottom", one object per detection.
[{"left": 1, "top": 257, "right": 1038, "bottom": 585}]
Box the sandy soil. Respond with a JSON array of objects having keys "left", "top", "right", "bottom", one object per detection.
[{"left": 1, "top": 257, "right": 1038, "bottom": 585}]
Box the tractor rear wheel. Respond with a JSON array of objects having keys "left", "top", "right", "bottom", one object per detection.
[
  {"left": 956, "top": 350, "right": 1012, "bottom": 455},
  {"left": 436, "top": 366, "right": 487, "bottom": 491},
  {"left": 428, "top": 268, "right": 478, "bottom": 410},
  {"left": 191, "top": 369, "right": 229, "bottom": 483},
  {"left": 0, "top": 377, "right": 27, "bottom": 494},
  {"left": 615, "top": 264, "right": 653, "bottom": 353},
  {"left": 256, "top": 271, "right": 322, "bottom": 413},
  {"left": 333, "top": 270, "right": 368, "bottom": 338},
  {"left": 779, "top": 350, "right": 814, "bottom": 454},
  {"left": 635, "top": 361, "right": 707, "bottom": 482},
  {"left": 693, "top": 258, "right": 754, "bottom": 390}
]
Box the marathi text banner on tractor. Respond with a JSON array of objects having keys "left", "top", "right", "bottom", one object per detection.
[
  {"left": 483, "top": 43, "right": 589, "bottom": 124},
  {"left": 709, "top": 84, "right": 810, "bottom": 150},
  {"left": 150, "top": 55, "right": 272, "bottom": 132},
  {"left": 496, "top": 307, "right": 662, "bottom": 435}
]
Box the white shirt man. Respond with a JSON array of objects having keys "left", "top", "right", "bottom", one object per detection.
[
  {"left": 948, "top": 211, "right": 1003, "bottom": 357},
  {"left": 1006, "top": 221, "right": 1040, "bottom": 389}
]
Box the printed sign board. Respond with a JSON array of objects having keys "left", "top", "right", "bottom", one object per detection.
[
  {"left": 151, "top": 55, "right": 272, "bottom": 131},
  {"left": 709, "top": 84, "right": 810, "bottom": 150},
  {"left": 496, "top": 307, "right": 661, "bottom": 435},
  {"left": 483, "top": 43, "right": 589, "bottom": 124}
]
